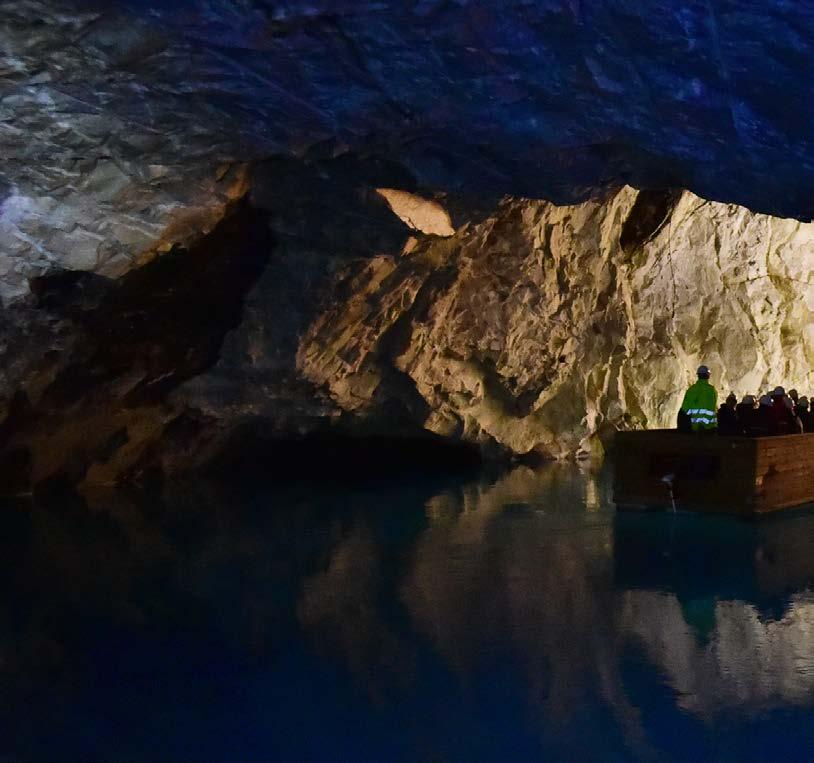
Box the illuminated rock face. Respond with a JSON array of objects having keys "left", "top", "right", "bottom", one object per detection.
[
  {"left": 0, "top": 3, "right": 253, "bottom": 303},
  {"left": 376, "top": 190, "right": 455, "bottom": 237},
  {"left": 5, "top": 174, "right": 814, "bottom": 488},
  {"left": 301, "top": 187, "right": 814, "bottom": 458}
]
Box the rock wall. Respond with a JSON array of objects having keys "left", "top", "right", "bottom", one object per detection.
[
  {"left": 5, "top": 170, "right": 814, "bottom": 491},
  {"left": 0, "top": 199, "right": 273, "bottom": 494},
  {"left": 8, "top": 1, "right": 814, "bottom": 485},
  {"left": 0, "top": 156, "right": 428, "bottom": 494},
  {"left": 300, "top": 186, "right": 814, "bottom": 459}
]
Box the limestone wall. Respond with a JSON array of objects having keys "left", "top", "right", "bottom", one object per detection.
[{"left": 300, "top": 187, "right": 814, "bottom": 458}]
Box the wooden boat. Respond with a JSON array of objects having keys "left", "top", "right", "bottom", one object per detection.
[{"left": 613, "top": 430, "right": 814, "bottom": 515}]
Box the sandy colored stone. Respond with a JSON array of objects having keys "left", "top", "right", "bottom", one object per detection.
[
  {"left": 300, "top": 187, "right": 814, "bottom": 458},
  {"left": 376, "top": 189, "right": 455, "bottom": 237}
]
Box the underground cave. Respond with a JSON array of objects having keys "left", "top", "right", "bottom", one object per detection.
[{"left": 4, "top": 2, "right": 814, "bottom": 760}]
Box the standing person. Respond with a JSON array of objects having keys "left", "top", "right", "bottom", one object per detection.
[
  {"left": 679, "top": 365, "right": 718, "bottom": 433},
  {"left": 797, "top": 396, "right": 814, "bottom": 433},
  {"left": 752, "top": 395, "right": 774, "bottom": 437},
  {"left": 736, "top": 395, "right": 757, "bottom": 435},
  {"left": 717, "top": 392, "right": 740, "bottom": 435},
  {"left": 769, "top": 387, "right": 802, "bottom": 435}
]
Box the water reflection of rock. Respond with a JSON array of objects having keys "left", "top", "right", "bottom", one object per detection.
[
  {"left": 295, "top": 466, "right": 627, "bottom": 719},
  {"left": 11, "top": 462, "right": 814, "bottom": 757},
  {"left": 405, "top": 465, "right": 612, "bottom": 673},
  {"left": 401, "top": 465, "right": 652, "bottom": 749},
  {"left": 615, "top": 512, "right": 814, "bottom": 717},
  {"left": 622, "top": 591, "right": 814, "bottom": 716},
  {"left": 298, "top": 526, "right": 416, "bottom": 703}
]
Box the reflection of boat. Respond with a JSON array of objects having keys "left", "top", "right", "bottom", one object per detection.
[
  {"left": 613, "top": 511, "right": 814, "bottom": 608},
  {"left": 613, "top": 430, "right": 814, "bottom": 514},
  {"left": 615, "top": 511, "right": 814, "bottom": 716}
]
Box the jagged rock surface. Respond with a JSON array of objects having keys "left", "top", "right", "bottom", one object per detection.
[
  {"left": 7, "top": 170, "right": 814, "bottom": 489},
  {"left": 300, "top": 187, "right": 814, "bottom": 458},
  {"left": 0, "top": 200, "right": 272, "bottom": 494},
  {"left": 7, "top": 0, "right": 814, "bottom": 306},
  {"left": 0, "top": 156, "right": 426, "bottom": 493}
]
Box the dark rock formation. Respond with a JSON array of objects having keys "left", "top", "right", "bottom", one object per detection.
[
  {"left": 0, "top": 154, "right": 477, "bottom": 493},
  {"left": 0, "top": 199, "right": 271, "bottom": 494}
]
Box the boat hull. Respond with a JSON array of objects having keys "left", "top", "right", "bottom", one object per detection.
[{"left": 613, "top": 430, "right": 814, "bottom": 515}]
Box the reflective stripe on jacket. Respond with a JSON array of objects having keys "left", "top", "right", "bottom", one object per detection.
[{"left": 680, "top": 379, "right": 718, "bottom": 431}]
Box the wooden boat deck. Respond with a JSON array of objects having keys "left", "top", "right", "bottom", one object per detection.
[{"left": 613, "top": 430, "right": 814, "bottom": 515}]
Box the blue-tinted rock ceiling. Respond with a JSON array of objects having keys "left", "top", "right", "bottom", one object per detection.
[{"left": 3, "top": 1, "right": 814, "bottom": 299}]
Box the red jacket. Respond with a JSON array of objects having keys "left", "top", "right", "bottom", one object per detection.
[{"left": 769, "top": 398, "right": 797, "bottom": 435}]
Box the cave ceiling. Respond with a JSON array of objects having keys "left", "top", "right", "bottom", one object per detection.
[{"left": 3, "top": 1, "right": 814, "bottom": 298}]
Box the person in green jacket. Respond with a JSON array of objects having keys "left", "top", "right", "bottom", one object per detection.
[{"left": 679, "top": 365, "right": 718, "bottom": 432}]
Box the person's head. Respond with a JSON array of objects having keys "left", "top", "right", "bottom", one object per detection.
[
  {"left": 760, "top": 395, "right": 773, "bottom": 408},
  {"left": 741, "top": 394, "right": 756, "bottom": 408},
  {"left": 772, "top": 385, "right": 786, "bottom": 399},
  {"left": 789, "top": 389, "right": 799, "bottom": 402},
  {"left": 798, "top": 396, "right": 810, "bottom": 411},
  {"left": 726, "top": 392, "right": 737, "bottom": 409},
  {"left": 697, "top": 364, "right": 710, "bottom": 380}
]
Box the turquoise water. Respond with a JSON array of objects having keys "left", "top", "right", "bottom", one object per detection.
[{"left": 3, "top": 463, "right": 814, "bottom": 761}]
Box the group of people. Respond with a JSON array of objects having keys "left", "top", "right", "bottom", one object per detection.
[{"left": 678, "top": 365, "right": 814, "bottom": 436}]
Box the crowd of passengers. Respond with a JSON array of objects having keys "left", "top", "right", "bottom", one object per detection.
[{"left": 678, "top": 365, "right": 814, "bottom": 436}]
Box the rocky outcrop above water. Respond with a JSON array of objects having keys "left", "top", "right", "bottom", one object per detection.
[
  {"left": 300, "top": 186, "right": 814, "bottom": 459},
  {"left": 6, "top": 169, "right": 814, "bottom": 491},
  {"left": 8, "top": 0, "right": 814, "bottom": 485},
  {"left": 0, "top": 156, "right": 437, "bottom": 494}
]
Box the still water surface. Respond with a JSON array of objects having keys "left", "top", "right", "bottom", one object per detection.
[{"left": 3, "top": 463, "right": 814, "bottom": 760}]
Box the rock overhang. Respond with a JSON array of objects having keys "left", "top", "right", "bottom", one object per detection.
[{"left": 5, "top": 0, "right": 814, "bottom": 267}]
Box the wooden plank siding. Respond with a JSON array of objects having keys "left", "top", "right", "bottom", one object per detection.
[
  {"left": 754, "top": 435, "right": 814, "bottom": 512},
  {"left": 613, "top": 431, "right": 814, "bottom": 515}
]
